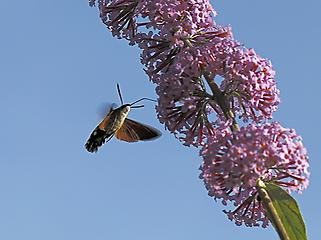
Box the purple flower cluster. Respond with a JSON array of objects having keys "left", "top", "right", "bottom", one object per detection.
[
  {"left": 200, "top": 122, "right": 309, "bottom": 227},
  {"left": 90, "top": 0, "right": 309, "bottom": 228}
]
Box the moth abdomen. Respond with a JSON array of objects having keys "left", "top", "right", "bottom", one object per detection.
[{"left": 85, "top": 127, "right": 111, "bottom": 153}]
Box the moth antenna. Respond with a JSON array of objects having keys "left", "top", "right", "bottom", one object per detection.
[
  {"left": 116, "top": 83, "right": 124, "bottom": 105},
  {"left": 130, "top": 98, "right": 156, "bottom": 106}
]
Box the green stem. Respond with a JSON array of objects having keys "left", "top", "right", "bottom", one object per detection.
[
  {"left": 203, "top": 72, "right": 239, "bottom": 132},
  {"left": 257, "top": 179, "right": 290, "bottom": 240}
]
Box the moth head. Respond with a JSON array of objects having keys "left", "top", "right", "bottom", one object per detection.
[{"left": 119, "top": 104, "right": 131, "bottom": 114}]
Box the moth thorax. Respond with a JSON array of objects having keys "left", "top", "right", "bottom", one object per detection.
[{"left": 119, "top": 105, "right": 131, "bottom": 118}]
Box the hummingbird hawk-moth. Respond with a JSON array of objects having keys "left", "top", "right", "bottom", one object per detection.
[{"left": 85, "top": 84, "right": 161, "bottom": 153}]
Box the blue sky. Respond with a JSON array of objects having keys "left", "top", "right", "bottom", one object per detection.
[{"left": 1, "top": 1, "right": 320, "bottom": 239}]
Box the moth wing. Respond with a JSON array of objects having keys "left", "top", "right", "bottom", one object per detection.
[
  {"left": 115, "top": 118, "right": 161, "bottom": 142},
  {"left": 97, "top": 102, "right": 117, "bottom": 119},
  {"left": 98, "top": 113, "right": 113, "bottom": 131}
]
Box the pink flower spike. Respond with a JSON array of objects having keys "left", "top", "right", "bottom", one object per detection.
[{"left": 200, "top": 122, "right": 309, "bottom": 227}]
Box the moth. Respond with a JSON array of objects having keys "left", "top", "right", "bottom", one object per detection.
[{"left": 85, "top": 84, "right": 161, "bottom": 153}]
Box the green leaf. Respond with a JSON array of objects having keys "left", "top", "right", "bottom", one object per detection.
[{"left": 257, "top": 180, "right": 307, "bottom": 240}]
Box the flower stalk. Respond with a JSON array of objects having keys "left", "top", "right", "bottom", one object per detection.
[{"left": 90, "top": 0, "right": 309, "bottom": 229}]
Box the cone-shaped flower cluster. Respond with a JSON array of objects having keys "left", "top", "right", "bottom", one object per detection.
[
  {"left": 200, "top": 122, "right": 309, "bottom": 227},
  {"left": 90, "top": 0, "right": 309, "bottom": 227}
]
